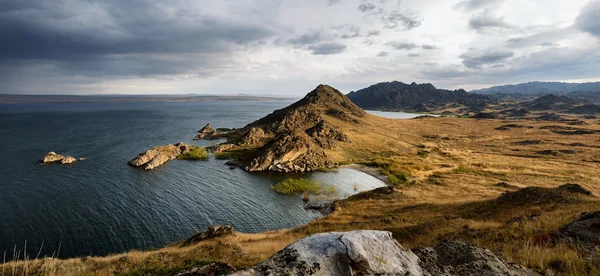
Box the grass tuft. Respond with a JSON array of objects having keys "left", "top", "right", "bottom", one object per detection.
[
  {"left": 270, "top": 178, "right": 338, "bottom": 195},
  {"left": 177, "top": 147, "right": 209, "bottom": 161}
]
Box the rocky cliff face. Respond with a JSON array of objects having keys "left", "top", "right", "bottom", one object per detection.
[
  {"left": 221, "top": 85, "right": 365, "bottom": 172},
  {"left": 40, "top": 152, "right": 84, "bottom": 165}
]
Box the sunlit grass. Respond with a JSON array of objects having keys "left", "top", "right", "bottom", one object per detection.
[
  {"left": 177, "top": 146, "right": 208, "bottom": 161},
  {"left": 270, "top": 178, "right": 338, "bottom": 195}
]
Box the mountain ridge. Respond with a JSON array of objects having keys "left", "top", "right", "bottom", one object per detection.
[
  {"left": 471, "top": 81, "right": 600, "bottom": 96},
  {"left": 347, "top": 81, "right": 494, "bottom": 112}
]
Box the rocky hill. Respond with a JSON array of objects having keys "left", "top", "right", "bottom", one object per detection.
[
  {"left": 472, "top": 81, "right": 600, "bottom": 96},
  {"left": 346, "top": 81, "right": 494, "bottom": 112},
  {"left": 218, "top": 84, "right": 367, "bottom": 172}
]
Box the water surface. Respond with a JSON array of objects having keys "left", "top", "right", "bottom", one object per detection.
[{"left": 0, "top": 101, "right": 385, "bottom": 258}]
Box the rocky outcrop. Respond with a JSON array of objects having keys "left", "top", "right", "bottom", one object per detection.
[
  {"left": 230, "top": 230, "right": 533, "bottom": 276},
  {"left": 231, "top": 231, "right": 423, "bottom": 275},
  {"left": 128, "top": 142, "right": 191, "bottom": 170},
  {"left": 220, "top": 85, "right": 364, "bottom": 172},
  {"left": 182, "top": 225, "right": 234, "bottom": 246},
  {"left": 40, "top": 152, "right": 84, "bottom": 165},
  {"left": 194, "top": 123, "right": 228, "bottom": 140},
  {"left": 555, "top": 211, "right": 600, "bottom": 250},
  {"left": 412, "top": 240, "right": 533, "bottom": 275}
]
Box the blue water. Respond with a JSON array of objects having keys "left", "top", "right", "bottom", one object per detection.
[{"left": 0, "top": 101, "right": 386, "bottom": 258}]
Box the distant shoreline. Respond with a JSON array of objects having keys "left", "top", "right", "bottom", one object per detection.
[{"left": 0, "top": 94, "right": 296, "bottom": 104}]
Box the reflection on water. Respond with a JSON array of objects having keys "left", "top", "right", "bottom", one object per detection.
[{"left": 367, "top": 110, "right": 439, "bottom": 119}]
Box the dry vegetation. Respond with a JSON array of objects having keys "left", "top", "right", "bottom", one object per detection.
[{"left": 3, "top": 115, "right": 600, "bottom": 275}]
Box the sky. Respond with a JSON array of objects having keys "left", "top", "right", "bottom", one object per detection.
[{"left": 1, "top": 0, "right": 599, "bottom": 95}]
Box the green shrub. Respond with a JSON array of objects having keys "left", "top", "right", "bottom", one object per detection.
[
  {"left": 177, "top": 146, "right": 208, "bottom": 160},
  {"left": 270, "top": 178, "right": 338, "bottom": 195},
  {"left": 216, "top": 128, "right": 232, "bottom": 132}
]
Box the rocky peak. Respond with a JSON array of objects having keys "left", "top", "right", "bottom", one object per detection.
[{"left": 221, "top": 84, "right": 366, "bottom": 172}]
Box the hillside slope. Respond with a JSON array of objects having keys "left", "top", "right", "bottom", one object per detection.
[
  {"left": 346, "top": 81, "right": 494, "bottom": 112},
  {"left": 219, "top": 84, "right": 372, "bottom": 172},
  {"left": 472, "top": 81, "right": 600, "bottom": 96}
]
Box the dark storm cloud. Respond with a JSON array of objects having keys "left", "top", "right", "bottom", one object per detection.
[
  {"left": 367, "top": 30, "right": 380, "bottom": 36},
  {"left": 469, "top": 11, "right": 514, "bottom": 32},
  {"left": 377, "top": 51, "right": 389, "bottom": 57},
  {"left": 287, "top": 30, "right": 327, "bottom": 46},
  {"left": 577, "top": 0, "right": 600, "bottom": 37},
  {"left": 0, "top": 0, "right": 276, "bottom": 77},
  {"left": 382, "top": 10, "right": 422, "bottom": 30},
  {"left": 422, "top": 45, "right": 437, "bottom": 50},
  {"left": 454, "top": 0, "right": 504, "bottom": 11},
  {"left": 386, "top": 41, "right": 419, "bottom": 50},
  {"left": 358, "top": 3, "right": 377, "bottom": 12},
  {"left": 460, "top": 50, "right": 514, "bottom": 69},
  {"left": 308, "top": 43, "right": 347, "bottom": 55}
]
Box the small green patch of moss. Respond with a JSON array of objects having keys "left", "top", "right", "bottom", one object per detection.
[
  {"left": 417, "top": 151, "right": 429, "bottom": 158},
  {"left": 270, "top": 178, "right": 338, "bottom": 195},
  {"left": 177, "top": 146, "right": 208, "bottom": 160},
  {"left": 216, "top": 128, "right": 232, "bottom": 132}
]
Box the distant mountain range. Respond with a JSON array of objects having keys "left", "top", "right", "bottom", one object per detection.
[
  {"left": 347, "top": 81, "right": 494, "bottom": 112},
  {"left": 471, "top": 81, "right": 600, "bottom": 95}
]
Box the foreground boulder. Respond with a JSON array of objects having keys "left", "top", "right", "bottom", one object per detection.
[
  {"left": 556, "top": 211, "right": 600, "bottom": 250},
  {"left": 231, "top": 231, "right": 422, "bottom": 275},
  {"left": 229, "top": 230, "right": 533, "bottom": 276},
  {"left": 40, "top": 152, "right": 84, "bottom": 165},
  {"left": 128, "top": 142, "right": 191, "bottom": 170}
]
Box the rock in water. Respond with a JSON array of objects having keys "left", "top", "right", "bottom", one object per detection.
[
  {"left": 128, "top": 142, "right": 191, "bottom": 170},
  {"left": 199, "top": 123, "right": 215, "bottom": 133},
  {"left": 412, "top": 240, "right": 533, "bottom": 275},
  {"left": 40, "top": 152, "right": 83, "bottom": 165},
  {"left": 231, "top": 231, "right": 423, "bottom": 275}
]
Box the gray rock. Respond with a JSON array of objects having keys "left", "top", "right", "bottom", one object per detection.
[
  {"left": 412, "top": 240, "right": 533, "bottom": 276},
  {"left": 231, "top": 230, "right": 423, "bottom": 276},
  {"left": 556, "top": 211, "right": 600, "bottom": 250}
]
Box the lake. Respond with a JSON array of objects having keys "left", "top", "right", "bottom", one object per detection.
[{"left": 0, "top": 101, "right": 392, "bottom": 258}]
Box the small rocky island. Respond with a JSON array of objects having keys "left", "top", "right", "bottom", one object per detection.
[
  {"left": 193, "top": 123, "right": 230, "bottom": 140},
  {"left": 128, "top": 142, "right": 207, "bottom": 170},
  {"left": 40, "top": 152, "right": 85, "bottom": 165}
]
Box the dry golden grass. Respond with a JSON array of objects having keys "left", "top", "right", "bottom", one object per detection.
[{"left": 3, "top": 116, "right": 600, "bottom": 275}]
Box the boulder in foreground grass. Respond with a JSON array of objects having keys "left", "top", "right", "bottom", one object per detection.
[
  {"left": 556, "top": 211, "right": 600, "bottom": 250},
  {"left": 228, "top": 230, "right": 533, "bottom": 276},
  {"left": 182, "top": 225, "right": 234, "bottom": 246}
]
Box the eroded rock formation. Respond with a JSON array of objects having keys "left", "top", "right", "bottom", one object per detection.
[
  {"left": 40, "top": 152, "right": 84, "bottom": 165},
  {"left": 128, "top": 142, "right": 191, "bottom": 170}
]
